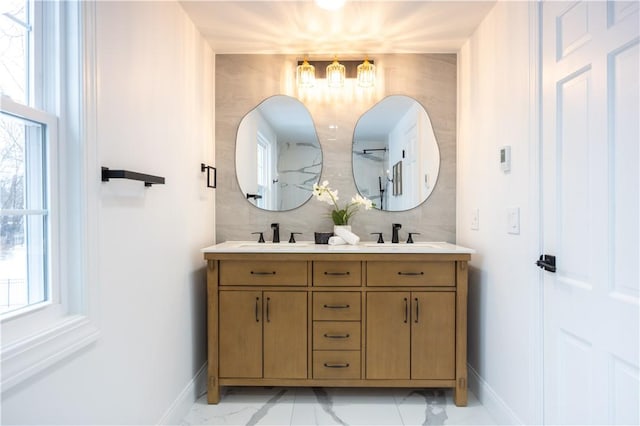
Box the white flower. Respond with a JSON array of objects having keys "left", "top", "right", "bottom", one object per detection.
[
  {"left": 312, "top": 180, "right": 373, "bottom": 225},
  {"left": 313, "top": 181, "right": 338, "bottom": 205},
  {"left": 351, "top": 194, "right": 373, "bottom": 210}
]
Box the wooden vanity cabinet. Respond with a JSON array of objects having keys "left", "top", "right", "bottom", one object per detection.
[
  {"left": 366, "top": 291, "right": 455, "bottom": 380},
  {"left": 219, "top": 290, "right": 307, "bottom": 379},
  {"left": 205, "top": 252, "right": 470, "bottom": 407}
]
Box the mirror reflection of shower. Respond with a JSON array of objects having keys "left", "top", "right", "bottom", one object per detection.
[
  {"left": 236, "top": 95, "right": 323, "bottom": 211},
  {"left": 357, "top": 147, "right": 389, "bottom": 210},
  {"left": 352, "top": 95, "right": 440, "bottom": 212}
]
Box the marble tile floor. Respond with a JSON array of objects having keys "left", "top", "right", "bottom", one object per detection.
[{"left": 182, "top": 387, "right": 497, "bottom": 426}]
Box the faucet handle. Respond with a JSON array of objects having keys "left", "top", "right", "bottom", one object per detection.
[
  {"left": 370, "top": 232, "right": 385, "bottom": 243},
  {"left": 288, "top": 232, "right": 302, "bottom": 243},
  {"left": 407, "top": 232, "right": 421, "bottom": 244},
  {"left": 251, "top": 232, "right": 265, "bottom": 243}
]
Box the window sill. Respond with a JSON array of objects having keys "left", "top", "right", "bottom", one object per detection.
[{"left": 1, "top": 314, "right": 100, "bottom": 391}]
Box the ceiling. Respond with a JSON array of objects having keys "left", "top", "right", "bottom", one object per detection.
[{"left": 179, "top": 1, "right": 496, "bottom": 55}]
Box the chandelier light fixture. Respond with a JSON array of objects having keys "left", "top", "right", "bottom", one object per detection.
[
  {"left": 296, "top": 57, "right": 315, "bottom": 88},
  {"left": 357, "top": 57, "right": 376, "bottom": 88},
  {"left": 326, "top": 57, "right": 346, "bottom": 88}
]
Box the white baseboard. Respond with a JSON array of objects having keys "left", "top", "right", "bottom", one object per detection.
[
  {"left": 468, "top": 364, "right": 523, "bottom": 425},
  {"left": 157, "top": 363, "right": 208, "bottom": 425}
]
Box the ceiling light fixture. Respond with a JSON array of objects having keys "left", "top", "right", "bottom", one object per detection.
[
  {"left": 315, "top": 0, "right": 346, "bottom": 11},
  {"left": 296, "top": 57, "right": 315, "bottom": 88},
  {"left": 357, "top": 57, "right": 376, "bottom": 88},
  {"left": 326, "top": 57, "right": 346, "bottom": 88}
]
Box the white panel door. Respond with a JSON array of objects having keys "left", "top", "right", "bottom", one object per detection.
[
  {"left": 403, "top": 121, "right": 418, "bottom": 209},
  {"left": 541, "top": 1, "right": 639, "bottom": 424}
]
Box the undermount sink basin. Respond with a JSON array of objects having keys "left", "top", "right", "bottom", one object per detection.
[
  {"left": 236, "top": 242, "right": 312, "bottom": 249},
  {"left": 363, "top": 242, "right": 446, "bottom": 249}
]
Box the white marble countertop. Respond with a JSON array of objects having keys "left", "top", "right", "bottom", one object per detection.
[{"left": 201, "top": 240, "right": 475, "bottom": 254}]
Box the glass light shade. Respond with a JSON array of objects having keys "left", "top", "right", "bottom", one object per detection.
[
  {"left": 326, "top": 59, "right": 345, "bottom": 88},
  {"left": 357, "top": 58, "right": 376, "bottom": 88},
  {"left": 296, "top": 59, "right": 315, "bottom": 88}
]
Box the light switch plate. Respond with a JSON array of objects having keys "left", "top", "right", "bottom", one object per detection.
[
  {"left": 471, "top": 208, "right": 479, "bottom": 231},
  {"left": 507, "top": 207, "right": 520, "bottom": 234},
  {"left": 500, "top": 146, "right": 511, "bottom": 172}
]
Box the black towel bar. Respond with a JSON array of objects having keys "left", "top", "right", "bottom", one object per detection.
[{"left": 101, "top": 167, "right": 165, "bottom": 187}]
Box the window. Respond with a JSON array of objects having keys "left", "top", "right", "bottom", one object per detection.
[
  {"left": 1, "top": 0, "right": 54, "bottom": 318},
  {"left": 0, "top": 104, "right": 55, "bottom": 316},
  {"left": 1, "top": 0, "right": 99, "bottom": 390},
  {"left": 1, "top": 0, "right": 32, "bottom": 105}
]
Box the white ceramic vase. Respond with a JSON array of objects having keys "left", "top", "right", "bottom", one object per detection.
[{"left": 333, "top": 225, "right": 352, "bottom": 234}]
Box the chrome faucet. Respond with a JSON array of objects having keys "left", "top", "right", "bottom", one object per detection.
[
  {"left": 271, "top": 223, "right": 280, "bottom": 243},
  {"left": 392, "top": 223, "right": 402, "bottom": 243}
]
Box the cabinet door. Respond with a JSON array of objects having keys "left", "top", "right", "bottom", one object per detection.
[
  {"left": 263, "top": 291, "right": 307, "bottom": 379},
  {"left": 366, "top": 292, "right": 410, "bottom": 379},
  {"left": 411, "top": 292, "right": 455, "bottom": 379},
  {"left": 219, "top": 291, "right": 263, "bottom": 378}
]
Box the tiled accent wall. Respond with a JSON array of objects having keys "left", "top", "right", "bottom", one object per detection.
[{"left": 215, "top": 54, "right": 456, "bottom": 243}]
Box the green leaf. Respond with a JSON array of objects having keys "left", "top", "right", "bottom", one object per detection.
[{"left": 331, "top": 209, "right": 348, "bottom": 225}]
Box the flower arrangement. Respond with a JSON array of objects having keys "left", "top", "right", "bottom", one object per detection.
[{"left": 312, "top": 180, "right": 373, "bottom": 225}]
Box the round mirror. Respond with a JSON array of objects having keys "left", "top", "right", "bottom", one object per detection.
[
  {"left": 236, "top": 95, "right": 322, "bottom": 211},
  {"left": 352, "top": 95, "right": 440, "bottom": 211}
]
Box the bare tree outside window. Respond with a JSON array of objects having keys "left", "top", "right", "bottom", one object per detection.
[
  {"left": 1, "top": 0, "right": 45, "bottom": 314},
  {"left": 1, "top": 0, "right": 29, "bottom": 103}
]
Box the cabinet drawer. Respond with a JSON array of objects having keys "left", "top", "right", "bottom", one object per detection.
[
  {"left": 313, "top": 351, "right": 361, "bottom": 379},
  {"left": 313, "top": 261, "right": 361, "bottom": 286},
  {"left": 366, "top": 261, "right": 455, "bottom": 286},
  {"left": 313, "top": 321, "right": 361, "bottom": 350},
  {"left": 219, "top": 260, "right": 307, "bottom": 286},
  {"left": 313, "top": 292, "right": 361, "bottom": 320}
]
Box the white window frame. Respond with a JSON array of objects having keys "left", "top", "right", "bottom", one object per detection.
[
  {"left": 1, "top": 97, "right": 60, "bottom": 329},
  {"left": 0, "top": 0, "right": 99, "bottom": 391}
]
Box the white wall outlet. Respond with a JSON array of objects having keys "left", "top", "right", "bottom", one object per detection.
[
  {"left": 471, "top": 208, "right": 480, "bottom": 231},
  {"left": 507, "top": 207, "right": 520, "bottom": 234}
]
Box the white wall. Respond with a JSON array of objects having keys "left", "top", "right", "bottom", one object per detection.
[
  {"left": 1, "top": 1, "right": 215, "bottom": 424},
  {"left": 458, "top": 2, "right": 539, "bottom": 424}
]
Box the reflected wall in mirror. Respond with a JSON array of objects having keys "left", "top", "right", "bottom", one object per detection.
[
  {"left": 352, "top": 95, "right": 440, "bottom": 211},
  {"left": 236, "top": 95, "right": 322, "bottom": 211}
]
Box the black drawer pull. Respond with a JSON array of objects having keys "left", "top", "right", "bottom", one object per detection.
[
  {"left": 398, "top": 271, "right": 424, "bottom": 276},
  {"left": 255, "top": 297, "right": 260, "bottom": 322},
  {"left": 251, "top": 271, "right": 276, "bottom": 275},
  {"left": 404, "top": 297, "right": 408, "bottom": 323},
  {"left": 266, "top": 297, "right": 271, "bottom": 322},
  {"left": 323, "top": 333, "right": 350, "bottom": 339},
  {"left": 323, "top": 304, "right": 350, "bottom": 309},
  {"left": 324, "top": 363, "right": 350, "bottom": 368},
  {"left": 324, "top": 271, "right": 350, "bottom": 276}
]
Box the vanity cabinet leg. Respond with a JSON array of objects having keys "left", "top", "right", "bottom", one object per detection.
[
  {"left": 208, "top": 376, "right": 220, "bottom": 404},
  {"left": 454, "top": 260, "right": 468, "bottom": 407},
  {"left": 454, "top": 377, "right": 467, "bottom": 406},
  {"left": 206, "top": 259, "right": 220, "bottom": 404}
]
